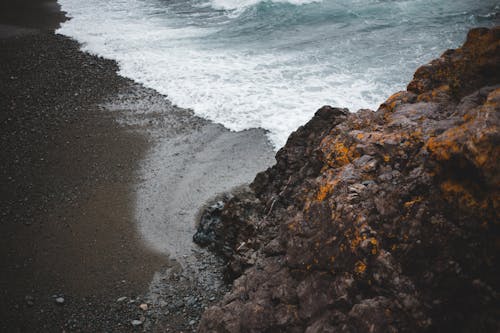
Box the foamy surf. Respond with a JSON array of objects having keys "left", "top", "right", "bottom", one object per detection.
[{"left": 57, "top": 0, "right": 499, "bottom": 148}]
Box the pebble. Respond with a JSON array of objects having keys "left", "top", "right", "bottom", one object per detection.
[
  {"left": 55, "top": 297, "right": 65, "bottom": 305},
  {"left": 139, "top": 303, "right": 148, "bottom": 311},
  {"left": 25, "top": 295, "right": 35, "bottom": 306},
  {"left": 131, "top": 320, "right": 143, "bottom": 327},
  {"left": 116, "top": 296, "right": 127, "bottom": 303},
  {"left": 186, "top": 296, "right": 197, "bottom": 307},
  {"left": 189, "top": 320, "right": 196, "bottom": 326}
]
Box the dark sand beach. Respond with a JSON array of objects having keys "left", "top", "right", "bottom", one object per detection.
[{"left": 0, "top": 0, "right": 274, "bottom": 331}]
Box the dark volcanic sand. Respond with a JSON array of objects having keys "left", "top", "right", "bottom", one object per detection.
[
  {"left": 0, "top": 0, "right": 65, "bottom": 34},
  {"left": 0, "top": 17, "right": 169, "bottom": 333},
  {"left": 0, "top": 1, "right": 274, "bottom": 331}
]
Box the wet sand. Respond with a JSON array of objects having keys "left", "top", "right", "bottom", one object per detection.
[
  {"left": 0, "top": 1, "right": 274, "bottom": 331},
  {"left": 0, "top": 27, "right": 169, "bottom": 332}
]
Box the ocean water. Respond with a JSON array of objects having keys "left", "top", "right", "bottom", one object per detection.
[{"left": 57, "top": 0, "right": 499, "bottom": 148}]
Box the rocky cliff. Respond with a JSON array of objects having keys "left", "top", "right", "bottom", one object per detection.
[{"left": 195, "top": 27, "right": 500, "bottom": 332}]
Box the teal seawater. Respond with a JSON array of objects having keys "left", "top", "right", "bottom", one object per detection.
[{"left": 58, "top": 0, "right": 499, "bottom": 148}]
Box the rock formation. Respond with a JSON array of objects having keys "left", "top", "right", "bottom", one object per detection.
[{"left": 195, "top": 27, "right": 500, "bottom": 332}]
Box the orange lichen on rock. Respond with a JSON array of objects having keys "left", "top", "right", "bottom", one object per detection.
[
  {"left": 369, "top": 238, "right": 378, "bottom": 255},
  {"left": 408, "top": 27, "right": 500, "bottom": 98},
  {"left": 379, "top": 91, "right": 417, "bottom": 112},
  {"left": 197, "top": 27, "right": 500, "bottom": 333},
  {"left": 440, "top": 180, "right": 486, "bottom": 211},
  {"left": 354, "top": 261, "right": 367, "bottom": 274},
  {"left": 426, "top": 125, "right": 467, "bottom": 161},
  {"left": 426, "top": 87, "right": 499, "bottom": 181},
  {"left": 485, "top": 87, "right": 500, "bottom": 106},
  {"left": 320, "top": 138, "right": 360, "bottom": 168},
  {"left": 404, "top": 196, "right": 423, "bottom": 208},
  {"left": 331, "top": 142, "right": 350, "bottom": 166},
  {"left": 347, "top": 229, "right": 363, "bottom": 252},
  {"left": 416, "top": 85, "right": 451, "bottom": 103},
  {"left": 316, "top": 182, "right": 334, "bottom": 201}
]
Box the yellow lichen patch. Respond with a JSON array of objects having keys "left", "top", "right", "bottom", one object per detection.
[
  {"left": 440, "top": 181, "right": 467, "bottom": 195},
  {"left": 440, "top": 180, "right": 486, "bottom": 210},
  {"left": 381, "top": 91, "right": 407, "bottom": 112},
  {"left": 332, "top": 142, "right": 351, "bottom": 165},
  {"left": 345, "top": 228, "right": 364, "bottom": 252},
  {"left": 320, "top": 136, "right": 361, "bottom": 169},
  {"left": 416, "top": 85, "right": 450, "bottom": 102},
  {"left": 357, "top": 133, "right": 365, "bottom": 140},
  {"left": 426, "top": 128, "right": 464, "bottom": 161},
  {"left": 340, "top": 243, "right": 346, "bottom": 252},
  {"left": 463, "top": 113, "right": 475, "bottom": 122},
  {"left": 410, "top": 129, "right": 423, "bottom": 141},
  {"left": 350, "top": 235, "right": 363, "bottom": 252},
  {"left": 370, "top": 238, "right": 378, "bottom": 255},
  {"left": 314, "top": 171, "right": 341, "bottom": 202},
  {"left": 386, "top": 91, "right": 406, "bottom": 103},
  {"left": 354, "top": 261, "right": 367, "bottom": 274},
  {"left": 383, "top": 155, "right": 391, "bottom": 163},
  {"left": 475, "top": 153, "right": 489, "bottom": 167},
  {"left": 316, "top": 182, "right": 334, "bottom": 201},
  {"left": 485, "top": 88, "right": 500, "bottom": 106},
  {"left": 404, "top": 196, "right": 423, "bottom": 208}
]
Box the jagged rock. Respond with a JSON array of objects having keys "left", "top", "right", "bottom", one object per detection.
[{"left": 197, "top": 27, "right": 500, "bottom": 332}]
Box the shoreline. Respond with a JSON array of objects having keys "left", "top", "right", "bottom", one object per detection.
[{"left": 0, "top": 2, "right": 275, "bottom": 331}]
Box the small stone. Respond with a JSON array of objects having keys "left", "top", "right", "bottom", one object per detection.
[
  {"left": 25, "top": 295, "right": 34, "bottom": 306},
  {"left": 55, "top": 297, "right": 65, "bottom": 305},
  {"left": 131, "top": 320, "right": 143, "bottom": 327},
  {"left": 186, "top": 296, "right": 197, "bottom": 307},
  {"left": 189, "top": 320, "right": 196, "bottom": 326},
  {"left": 116, "top": 296, "right": 127, "bottom": 303},
  {"left": 139, "top": 303, "right": 148, "bottom": 311}
]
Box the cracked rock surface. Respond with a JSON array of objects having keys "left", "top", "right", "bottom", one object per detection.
[{"left": 197, "top": 27, "right": 500, "bottom": 333}]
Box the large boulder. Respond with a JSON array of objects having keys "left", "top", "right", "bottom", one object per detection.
[{"left": 197, "top": 27, "right": 500, "bottom": 333}]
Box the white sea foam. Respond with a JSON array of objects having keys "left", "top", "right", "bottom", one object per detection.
[
  {"left": 208, "top": 0, "right": 322, "bottom": 12},
  {"left": 57, "top": 0, "right": 380, "bottom": 147},
  {"left": 57, "top": 0, "right": 497, "bottom": 148}
]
